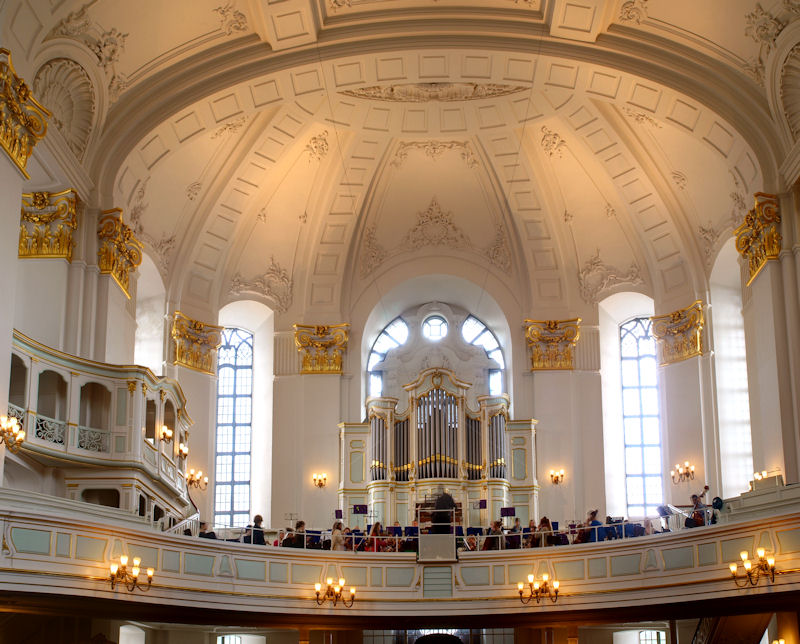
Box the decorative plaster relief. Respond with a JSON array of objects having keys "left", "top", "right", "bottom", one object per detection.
[
  {"left": 230, "top": 257, "right": 294, "bottom": 313},
  {"left": 742, "top": 1, "right": 800, "bottom": 86},
  {"left": 329, "top": 0, "right": 352, "bottom": 10},
  {"left": 211, "top": 116, "right": 248, "bottom": 139},
  {"left": 618, "top": 0, "right": 649, "bottom": 24},
  {"left": 780, "top": 43, "right": 800, "bottom": 139},
  {"left": 540, "top": 126, "right": 566, "bottom": 158},
  {"left": 730, "top": 191, "right": 747, "bottom": 227},
  {"left": 293, "top": 324, "right": 350, "bottom": 374},
  {"left": 621, "top": 106, "right": 662, "bottom": 127},
  {"left": 698, "top": 223, "right": 721, "bottom": 268},
  {"left": 359, "top": 198, "right": 512, "bottom": 277},
  {"left": 392, "top": 140, "right": 478, "bottom": 168},
  {"left": 171, "top": 311, "right": 223, "bottom": 375},
  {"left": 19, "top": 190, "right": 79, "bottom": 262},
  {"left": 671, "top": 171, "right": 687, "bottom": 190},
  {"left": 127, "top": 178, "right": 175, "bottom": 280},
  {"left": 651, "top": 300, "right": 705, "bottom": 366},
  {"left": 605, "top": 203, "right": 616, "bottom": 218},
  {"left": 577, "top": 249, "right": 643, "bottom": 303},
  {"left": 523, "top": 318, "right": 581, "bottom": 370},
  {"left": 33, "top": 58, "right": 95, "bottom": 160},
  {"left": 340, "top": 82, "right": 528, "bottom": 102},
  {"left": 186, "top": 182, "right": 202, "bottom": 201},
  {"left": 256, "top": 207, "right": 268, "bottom": 224},
  {"left": 0, "top": 49, "right": 49, "bottom": 178},
  {"left": 214, "top": 2, "right": 248, "bottom": 35},
  {"left": 305, "top": 130, "right": 329, "bottom": 161},
  {"left": 734, "top": 192, "right": 781, "bottom": 286}
]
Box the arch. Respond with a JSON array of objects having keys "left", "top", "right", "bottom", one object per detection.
[
  {"left": 164, "top": 399, "right": 177, "bottom": 434},
  {"left": 134, "top": 253, "right": 167, "bottom": 375},
  {"left": 145, "top": 398, "right": 156, "bottom": 443},
  {"left": 37, "top": 370, "right": 67, "bottom": 420},
  {"left": 9, "top": 353, "right": 27, "bottom": 409},
  {"left": 119, "top": 624, "right": 146, "bottom": 644},
  {"left": 79, "top": 382, "right": 111, "bottom": 430}
]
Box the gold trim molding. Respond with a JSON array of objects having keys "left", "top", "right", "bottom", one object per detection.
[
  {"left": 524, "top": 318, "right": 581, "bottom": 370},
  {"left": 734, "top": 192, "right": 781, "bottom": 286},
  {"left": 650, "top": 300, "right": 704, "bottom": 366},
  {"left": 0, "top": 48, "right": 49, "bottom": 178},
  {"left": 97, "top": 209, "right": 143, "bottom": 299},
  {"left": 171, "top": 311, "right": 223, "bottom": 375},
  {"left": 293, "top": 323, "right": 349, "bottom": 374},
  {"left": 19, "top": 190, "right": 78, "bottom": 261}
]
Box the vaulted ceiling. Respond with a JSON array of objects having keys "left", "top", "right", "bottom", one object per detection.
[{"left": 5, "top": 0, "right": 795, "bottom": 324}]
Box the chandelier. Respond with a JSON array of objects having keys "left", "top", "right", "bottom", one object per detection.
[
  {"left": 109, "top": 555, "right": 154, "bottom": 592},
  {"left": 315, "top": 577, "right": 355, "bottom": 607},
  {"left": 518, "top": 573, "right": 559, "bottom": 604},
  {"left": 729, "top": 548, "right": 775, "bottom": 586},
  {"left": 0, "top": 415, "right": 24, "bottom": 453}
]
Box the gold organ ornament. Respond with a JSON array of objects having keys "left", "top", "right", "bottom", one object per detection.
[
  {"left": 293, "top": 323, "right": 350, "bottom": 374},
  {"left": 171, "top": 311, "right": 223, "bottom": 375},
  {"left": 0, "top": 48, "right": 49, "bottom": 178},
  {"left": 523, "top": 318, "right": 581, "bottom": 370},
  {"left": 734, "top": 192, "right": 781, "bottom": 286},
  {"left": 19, "top": 190, "right": 79, "bottom": 261},
  {"left": 97, "top": 209, "right": 143, "bottom": 299},
  {"left": 650, "top": 301, "right": 704, "bottom": 366}
]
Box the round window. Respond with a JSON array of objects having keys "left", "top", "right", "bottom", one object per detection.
[{"left": 422, "top": 316, "right": 448, "bottom": 342}]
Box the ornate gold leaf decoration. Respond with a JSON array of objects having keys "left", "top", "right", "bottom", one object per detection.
[
  {"left": 19, "top": 189, "right": 78, "bottom": 261},
  {"left": 650, "top": 300, "right": 704, "bottom": 366},
  {"left": 734, "top": 192, "right": 781, "bottom": 286},
  {"left": 293, "top": 324, "right": 350, "bottom": 374},
  {"left": 171, "top": 311, "right": 223, "bottom": 375},
  {"left": 97, "top": 208, "right": 143, "bottom": 299},
  {"left": 0, "top": 48, "right": 50, "bottom": 178},
  {"left": 524, "top": 318, "right": 581, "bottom": 370}
]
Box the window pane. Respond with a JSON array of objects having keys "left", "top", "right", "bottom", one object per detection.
[
  {"left": 461, "top": 316, "right": 484, "bottom": 343},
  {"left": 620, "top": 333, "right": 638, "bottom": 357},
  {"left": 625, "top": 447, "right": 643, "bottom": 475},
  {"left": 236, "top": 342, "right": 252, "bottom": 366},
  {"left": 216, "top": 426, "right": 233, "bottom": 452},
  {"left": 641, "top": 388, "right": 659, "bottom": 416},
  {"left": 643, "top": 447, "right": 662, "bottom": 474},
  {"left": 218, "top": 367, "right": 234, "bottom": 395},
  {"left": 626, "top": 477, "right": 644, "bottom": 504},
  {"left": 370, "top": 372, "right": 383, "bottom": 397},
  {"left": 385, "top": 318, "right": 409, "bottom": 345},
  {"left": 622, "top": 389, "right": 641, "bottom": 416},
  {"left": 624, "top": 418, "right": 641, "bottom": 446},
  {"left": 215, "top": 484, "right": 231, "bottom": 512},
  {"left": 236, "top": 369, "right": 252, "bottom": 396},
  {"left": 235, "top": 397, "right": 251, "bottom": 424},
  {"left": 628, "top": 505, "right": 645, "bottom": 518},
  {"left": 372, "top": 334, "right": 399, "bottom": 354},
  {"left": 367, "top": 352, "right": 383, "bottom": 371},
  {"left": 234, "top": 455, "right": 251, "bottom": 482},
  {"left": 489, "top": 370, "right": 502, "bottom": 395},
  {"left": 642, "top": 417, "right": 660, "bottom": 445},
  {"left": 235, "top": 426, "right": 251, "bottom": 452},
  {"left": 233, "top": 485, "right": 249, "bottom": 511},
  {"left": 645, "top": 476, "right": 663, "bottom": 502},
  {"left": 216, "top": 455, "right": 232, "bottom": 482},
  {"left": 217, "top": 398, "right": 233, "bottom": 424},
  {"left": 473, "top": 331, "right": 499, "bottom": 353},
  {"left": 639, "top": 356, "right": 657, "bottom": 385},
  {"left": 488, "top": 349, "right": 505, "bottom": 369},
  {"left": 621, "top": 359, "right": 640, "bottom": 386}
]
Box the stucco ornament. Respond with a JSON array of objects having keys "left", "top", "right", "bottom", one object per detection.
[
  {"left": 392, "top": 140, "right": 478, "bottom": 168},
  {"left": 540, "top": 126, "right": 566, "bottom": 158},
  {"left": 577, "top": 250, "right": 643, "bottom": 303},
  {"left": 230, "top": 257, "right": 294, "bottom": 313}
]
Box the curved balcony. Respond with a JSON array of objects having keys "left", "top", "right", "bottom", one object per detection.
[
  {"left": 2, "top": 487, "right": 800, "bottom": 627},
  {"left": 7, "top": 330, "right": 194, "bottom": 524}
]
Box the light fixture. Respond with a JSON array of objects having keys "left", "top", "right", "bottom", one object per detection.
[
  {"left": 159, "top": 425, "right": 173, "bottom": 442},
  {"left": 315, "top": 576, "right": 355, "bottom": 607},
  {"left": 773, "top": 640, "right": 785, "bottom": 644},
  {"left": 729, "top": 548, "right": 775, "bottom": 587},
  {"left": 312, "top": 472, "right": 327, "bottom": 488},
  {"left": 186, "top": 468, "right": 208, "bottom": 490},
  {"left": 518, "top": 573, "right": 559, "bottom": 604},
  {"left": 178, "top": 442, "right": 189, "bottom": 459},
  {"left": 549, "top": 469, "right": 565, "bottom": 485},
  {"left": 753, "top": 470, "right": 768, "bottom": 481},
  {"left": 109, "top": 555, "right": 154, "bottom": 592},
  {"left": 670, "top": 461, "right": 695, "bottom": 484},
  {"left": 0, "top": 415, "right": 24, "bottom": 453}
]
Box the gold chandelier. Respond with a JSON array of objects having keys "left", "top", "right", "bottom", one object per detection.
[{"left": 0, "top": 415, "right": 25, "bottom": 453}]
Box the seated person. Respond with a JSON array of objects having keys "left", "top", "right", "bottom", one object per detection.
[
  {"left": 283, "top": 520, "right": 307, "bottom": 548},
  {"left": 482, "top": 520, "right": 504, "bottom": 550},
  {"left": 244, "top": 514, "right": 266, "bottom": 545},
  {"left": 198, "top": 522, "right": 217, "bottom": 539}
]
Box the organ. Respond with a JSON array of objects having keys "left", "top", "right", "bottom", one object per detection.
[{"left": 339, "top": 367, "right": 538, "bottom": 529}]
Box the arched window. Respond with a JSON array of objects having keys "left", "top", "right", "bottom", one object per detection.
[
  {"left": 620, "top": 317, "right": 663, "bottom": 518},
  {"left": 638, "top": 631, "right": 666, "bottom": 644},
  {"left": 214, "top": 328, "right": 254, "bottom": 528},
  {"left": 461, "top": 315, "right": 504, "bottom": 394},
  {"left": 367, "top": 317, "right": 409, "bottom": 396}
]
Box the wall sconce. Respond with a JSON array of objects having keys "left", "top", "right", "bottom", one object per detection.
[
  {"left": 753, "top": 470, "right": 768, "bottom": 481},
  {"left": 773, "top": 640, "right": 785, "bottom": 644},
  {"left": 518, "top": 573, "right": 559, "bottom": 604},
  {"left": 109, "top": 555, "right": 153, "bottom": 592},
  {"left": 315, "top": 577, "right": 355, "bottom": 607},
  {"left": 0, "top": 415, "right": 24, "bottom": 453},
  {"left": 312, "top": 472, "right": 327, "bottom": 488},
  {"left": 670, "top": 461, "right": 695, "bottom": 484},
  {"left": 159, "top": 425, "right": 173, "bottom": 443},
  {"left": 178, "top": 442, "right": 189, "bottom": 459},
  {"left": 549, "top": 469, "right": 565, "bottom": 485},
  {"left": 186, "top": 468, "right": 208, "bottom": 490},
  {"left": 729, "top": 548, "right": 775, "bottom": 587}
]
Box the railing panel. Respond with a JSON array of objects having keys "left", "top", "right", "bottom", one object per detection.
[
  {"left": 34, "top": 413, "right": 66, "bottom": 445},
  {"left": 77, "top": 425, "right": 110, "bottom": 452}
]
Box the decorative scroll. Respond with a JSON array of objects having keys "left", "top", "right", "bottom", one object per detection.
[
  {"left": 171, "top": 311, "right": 224, "bottom": 375},
  {"left": 524, "top": 318, "right": 581, "bottom": 370},
  {"left": 19, "top": 190, "right": 78, "bottom": 261},
  {"left": 650, "top": 300, "right": 704, "bottom": 366},
  {"left": 97, "top": 209, "right": 143, "bottom": 299},
  {"left": 35, "top": 414, "right": 65, "bottom": 445},
  {"left": 77, "top": 426, "right": 109, "bottom": 452},
  {"left": 0, "top": 49, "right": 49, "bottom": 178},
  {"left": 734, "top": 192, "right": 781, "bottom": 286},
  {"left": 293, "top": 324, "right": 350, "bottom": 374}
]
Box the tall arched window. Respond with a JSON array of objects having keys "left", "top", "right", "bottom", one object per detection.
[
  {"left": 367, "top": 317, "right": 409, "bottom": 397},
  {"left": 214, "top": 328, "right": 254, "bottom": 528},
  {"left": 620, "top": 317, "right": 663, "bottom": 518},
  {"left": 461, "top": 315, "right": 505, "bottom": 395}
]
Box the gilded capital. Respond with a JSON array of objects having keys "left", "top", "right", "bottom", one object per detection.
[
  {"left": 97, "top": 209, "right": 143, "bottom": 298},
  {"left": 0, "top": 49, "right": 49, "bottom": 178},
  {"left": 293, "top": 323, "right": 350, "bottom": 374},
  {"left": 650, "top": 300, "right": 704, "bottom": 366},
  {"left": 734, "top": 192, "right": 781, "bottom": 286},
  {"left": 19, "top": 189, "right": 79, "bottom": 261},
  {"left": 171, "top": 311, "right": 223, "bottom": 375},
  {"left": 523, "top": 318, "right": 581, "bottom": 370}
]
